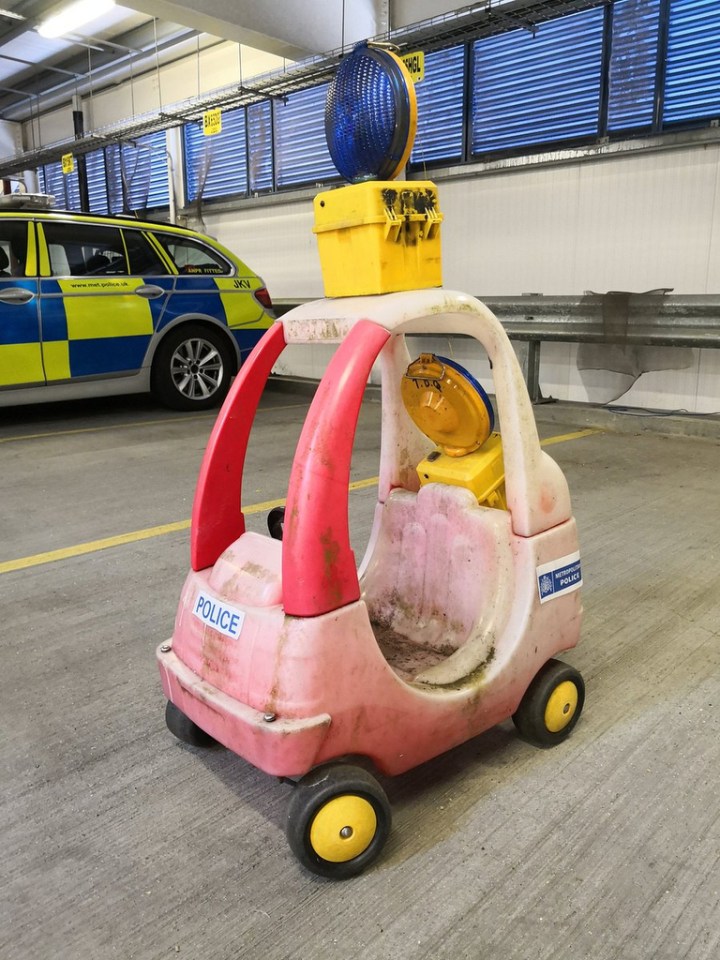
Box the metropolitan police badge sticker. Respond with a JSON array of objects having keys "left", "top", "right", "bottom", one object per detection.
[{"left": 536, "top": 552, "right": 582, "bottom": 604}]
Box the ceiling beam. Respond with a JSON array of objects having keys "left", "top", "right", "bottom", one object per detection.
[{"left": 121, "top": 0, "right": 382, "bottom": 59}]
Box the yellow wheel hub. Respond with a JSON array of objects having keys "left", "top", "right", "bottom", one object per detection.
[
  {"left": 309, "top": 794, "right": 378, "bottom": 863},
  {"left": 544, "top": 680, "right": 579, "bottom": 733}
]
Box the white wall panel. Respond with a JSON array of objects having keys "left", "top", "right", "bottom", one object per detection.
[
  {"left": 439, "top": 164, "right": 583, "bottom": 294},
  {"left": 24, "top": 43, "right": 285, "bottom": 148},
  {"left": 202, "top": 202, "right": 321, "bottom": 298},
  {"left": 572, "top": 149, "right": 719, "bottom": 294},
  {"left": 705, "top": 154, "right": 720, "bottom": 291},
  {"left": 697, "top": 350, "right": 720, "bottom": 414},
  {"left": 28, "top": 107, "right": 74, "bottom": 148},
  {"left": 0, "top": 119, "right": 20, "bottom": 156},
  {"left": 435, "top": 146, "right": 720, "bottom": 297}
]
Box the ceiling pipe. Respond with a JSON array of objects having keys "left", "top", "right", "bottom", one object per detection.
[{"left": 1, "top": 27, "right": 201, "bottom": 122}]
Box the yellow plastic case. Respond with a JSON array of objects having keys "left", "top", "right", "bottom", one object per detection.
[
  {"left": 401, "top": 353, "right": 507, "bottom": 510},
  {"left": 416, "top": 435, "right": 507, "bottom": 510},
  {"left": 313, "top": 181, "right": 443, "bottom": 297}
]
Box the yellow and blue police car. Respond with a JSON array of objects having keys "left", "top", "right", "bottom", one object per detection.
[{"left": 0, "top": 195, "right": 275, "bottom": 410}]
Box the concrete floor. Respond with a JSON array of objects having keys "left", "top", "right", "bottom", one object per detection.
[{"left": 2, "top": 389, "right": 720, "bottom": 960}]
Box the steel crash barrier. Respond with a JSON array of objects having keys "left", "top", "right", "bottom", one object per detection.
[{"left": 273, "top": 291, "right": 720, "bottom": 403}]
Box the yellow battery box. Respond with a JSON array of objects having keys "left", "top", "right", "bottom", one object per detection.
[
  {"left": 416, "top": 433, "right": 507, "bottom": 510},
  {"left": 313, "top": 180, "right": 443, "bottom": 297}
]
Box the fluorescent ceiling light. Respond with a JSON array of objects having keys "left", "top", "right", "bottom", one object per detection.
[{"left": 37, "top": 0, "right": 115, "bottom": 39}]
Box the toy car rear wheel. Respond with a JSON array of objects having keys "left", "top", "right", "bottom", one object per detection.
[
  {"left": 152, "top": 323, "right": 235, "bottom": 410},
  {"left": 512, "top": 659, "right": 585, "bottom": 747},
  {"left": 286, "top": 764, "right": 391, "bottom": 879},
  {"left": 267, "top": 506, "right": 285, "bottom": 540},
  {"left": 165, "top": 700, "right": 217, "bottom": 747}
]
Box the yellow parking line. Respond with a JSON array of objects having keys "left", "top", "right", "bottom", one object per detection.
[
  {"left": 0, "top": 520, "right": 193, "bottom": 574},
  {"left": 540, "top": 427, "right": 603, "bottom": 446},
  {"left": 0, "top": 416, "right": 211, "bottom": 445},
  {"left": 0, "top": 428, "right": 602, "bottom": 575},
  {"left": 0, "top": 477, "right": 378, "bottom": 575},
  {"left": 0, "top": 403, "right": 308, "bottom": 445}
]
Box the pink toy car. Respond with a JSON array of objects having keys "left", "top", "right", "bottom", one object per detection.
[{"left": 157, "top": 289, "right": 585, "bottom": 879}]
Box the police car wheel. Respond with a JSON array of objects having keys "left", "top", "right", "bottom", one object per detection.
[
  {"left": 512, "top": 659, "right": 585, "bottom": 747},
  {"left": 152, "top": 324, "right": 235, "bottom": 410}
]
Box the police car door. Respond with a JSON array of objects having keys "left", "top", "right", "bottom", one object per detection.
[
  {"left": 150, "top": 232, "right": 261, "bottom": 353},
  {"left": 37, "top": 219, "right": 168, "bottom": 382},
  {"left": 0, "top": 218, "right": 43, "bottom": 391}
]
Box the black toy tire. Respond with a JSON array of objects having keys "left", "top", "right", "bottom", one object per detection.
[
  {"left": 267, "top": 506, "right": 285, "bottom": 540},
  {"left": 165, "top": 700, "right": 217, "bottom": 747},
  {"left": 512, "top": 659, "right": 585, "bottom": 747},
  {"left": 286, "top": 764, "right": 391, "bottom": 879}
]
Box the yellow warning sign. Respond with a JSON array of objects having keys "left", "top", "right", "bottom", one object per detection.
[
  {"left": 203, "top": 109, "right": 222, "bottom": 136},
  {"left": 61, "top": 153, "right": 74, "bottom": 175},
  {"left": 401, "top": 51, "right": 424, "bottom": 83}
]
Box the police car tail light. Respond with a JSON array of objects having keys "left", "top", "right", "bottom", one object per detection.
[{"left": 254, "top": 287, "right": 273, "bottom": 310}]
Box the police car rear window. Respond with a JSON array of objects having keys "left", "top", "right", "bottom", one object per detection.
[{"left": 152, "top": 234, "right": 231, "bottom": 276}]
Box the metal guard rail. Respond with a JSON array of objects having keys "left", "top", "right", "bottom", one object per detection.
[{"left": 273, "top": 292, "right": 720, "bottom": 402}]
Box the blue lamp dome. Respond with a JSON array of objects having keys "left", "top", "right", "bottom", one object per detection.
[{"left": 325, "top": 42, "right": 417, "bottom": 183}]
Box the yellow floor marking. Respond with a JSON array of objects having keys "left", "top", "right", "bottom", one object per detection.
[
  {"left": 0, "top": 427, "right": 602, "bottom": 575},
  {"left": 0, "top": 521, "right": 192, "bottom": 575},
  {"left": 540, "top": 427, "right": 603, "bottom": 447},
  {"left": 0, "top": 403, "right": 307, "bottom": 445}
]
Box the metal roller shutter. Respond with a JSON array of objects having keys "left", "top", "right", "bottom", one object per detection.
[
  {"left": 471, "top": 7, "right": 605, "bottom": 155},
  {"left": 411, "top": 45, "right": 466, "bottom": 166},
  {"left": 184, "top": 108, "right": 248, "bottom": 202},
  {"left": 664, "top": 0, "right": 720, "bottom": 123},
  {"left": 608, "top": 0, "right": 661, "bottom": 131},
  {"left": 273, "top": 84, "right": 337, "bottom": 188}
]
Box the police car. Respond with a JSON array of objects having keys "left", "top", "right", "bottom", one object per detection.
[{"left": 0, "top": 195, "right": 275, "bottom": 410}]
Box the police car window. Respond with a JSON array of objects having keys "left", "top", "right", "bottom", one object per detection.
[
  {"left": 123, "top": 229, "right": 166, "bottom": 276},
  {"left": 153, "top": 234, "right": 231, "bottom": 275},
  {"left": 0, "top": 220, "right": 29, "bottom": 278},
  {"left": 43, "top": 222, "right": 128, "bottom": 277}
]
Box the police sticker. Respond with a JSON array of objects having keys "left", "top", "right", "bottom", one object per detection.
[
  {"left": 193, "top": 591, "right": 245, "bottom": 639},
  {"left": 536, "top": 551, "right": 582, "bottom": 604}
]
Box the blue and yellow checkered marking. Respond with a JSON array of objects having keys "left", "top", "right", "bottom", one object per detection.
[
  {"left": 1, "top": 270, "right": 273, "bottom": 390},
  {"left": 0, "top": 279, "right": 44, "bottom": 386},
  {"left": 39, "top": 277, "right": 167, "bottom": 381}
]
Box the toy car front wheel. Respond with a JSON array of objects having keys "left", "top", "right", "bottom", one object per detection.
[
  {"left": 286, "top": 764, "right": 391, "bottom": 879},
  {"left": 512, "top": 659, "right": 585, "bottom": 747},
  {"left": 152, "top": 323, "right": 235, "bottom": 410},
  {"left": 165, "top": 700, "right": 217, "bottom": 747}
]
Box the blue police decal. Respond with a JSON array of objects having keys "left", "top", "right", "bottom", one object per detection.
[{"left": 536, "top": 551, "right": 582, "bottom": 604}]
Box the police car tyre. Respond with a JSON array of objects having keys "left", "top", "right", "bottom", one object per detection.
[
  {"left": 165, "top": 700, "right": 217, "bottom": 747},
  {"left": 152, "top": 323, "right": 235, "bottom": 410},
  {"left": 512, "top": 659, "right": 585, "bottom": 747},
  {"left": 286, "top": 763, "right": 391, "bottom": 880}
]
